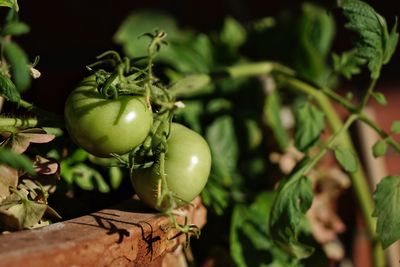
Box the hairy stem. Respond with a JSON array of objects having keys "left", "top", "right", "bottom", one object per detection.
[
  {"left": 0, "top": 116, "right": 38, "bottom": 129},
  {"left": 359, "top": 113, "right": 400, "bottom": 153},
  {"left": 215, "top": 62, "right": 383, "bottom": 265}
]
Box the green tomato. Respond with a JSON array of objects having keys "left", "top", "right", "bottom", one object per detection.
[
  {"left": 131, "top": 123, "right": 211, "bottom": 210},
  {"left": 64, "top": 75, "right": 153, "bottom": 157}
]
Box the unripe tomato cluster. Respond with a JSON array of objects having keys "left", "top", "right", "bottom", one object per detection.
[{"left": 64, "top": 75, "right": 211, "bottom": 210}]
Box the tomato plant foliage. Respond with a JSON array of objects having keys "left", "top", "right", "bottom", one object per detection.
[
  {"left": 114, "top": 0, "right": 400, "bottom": 265},
  {"left": 0, "top": 0, "right": 399, "bottom": 266}
]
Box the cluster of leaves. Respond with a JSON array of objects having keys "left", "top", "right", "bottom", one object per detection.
[
  {"left": 0, "top": 1, "right": 399, "bottom": 267},
  {"left": 0, "top": 2, "right": 62, "bottom": 230},
  {"left": 115, "top": 0, "right": 399, "bottom": 266}
]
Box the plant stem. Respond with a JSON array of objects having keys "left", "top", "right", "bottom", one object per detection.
[
  {"left": 303, "top": 114, "right": 358, "bottom": 174},
  {"left": 282, "top": 77, "right": 384, "bottom": 267},
  {"left": 359, "top": 113, "right": 400, "bottom": 153},
  {"left": 0, "top": 116, "right": 38, "bottom": 129},
  {"left": 217, "top": 62, "right": 384, "bottom": 266},
  {"left": 358, "top": 79, "right": 377, "bottom": 112}
]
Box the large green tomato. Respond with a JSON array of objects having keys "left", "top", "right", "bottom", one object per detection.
[
  {"left": 64, "top": 75, "right": 153, "bottom": 157},
  {"left": 131, "top": 123, "right": 211, "bottom": 211}
]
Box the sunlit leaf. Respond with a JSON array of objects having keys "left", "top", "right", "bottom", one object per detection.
[
  {"left": 373, "top": 176, "right": 400, "bottom": 248},
  {"left": 372, "top": 140, "right": 388, "bottom": 158},
  {"left": 334, "top": 147, "right": 358, "bottom": 173},
  {"left": 2, "top": 128, "right": 55, "bottom": 154},
  {"left": 0, "top": 0, "right": 18, "bottom": 11},
  {"left": 0, "top": 165, "right": 18, "bottom": 200}
]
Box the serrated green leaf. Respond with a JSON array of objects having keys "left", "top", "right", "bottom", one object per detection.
[
  {"left": 339, "top": 0, "right": 399, "bottom": 79},
  {"left": 390, "top": 120, "right": 400, "bottom": 134},
  {"left": 383, "top": 17, "right": 399, "bottom": 65},
  {"left": 371, "top": 92, "right": 387, "bottom": 106},
  {"left": 372, "top": 140, "right": 388, "bottom": 158},
  {"left": 1, "top": 21, "right": 29, "bottom": 36},
  {"left": 269, "top": 175, "right": 314, "bottom": 259},
  {"left": 220, "top": 16, "right": 247, "bottom": 50},
  {"left": 0, "top": 148, "right": 34, "bottom": 174},
  {"left": 373, "top": 176, "right": 400, "bottom": 248},
  {"left": 334, "top": 147, "right": 358, "bottom": 173},
  {"left": 294, "top": 102, "right": 325, "bottom": 152},
  {"left": 0, "top": 0, "right": 18, "bottom": 11},
  {"left": 264, "top": 91, "right": 290, "bottom": 150},
  {"left": 3, "top": 41, "right": 30, "bottom": 91},
  {"left": 0, "top": 72, "right": 20, "bottom": 103},
  {"left": 332, "top": 49, "right": 365, "bottom": 79}
]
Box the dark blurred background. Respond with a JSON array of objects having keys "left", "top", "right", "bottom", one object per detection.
[{"left": 17, "top": 0, "right": 400, "bottom": 113}]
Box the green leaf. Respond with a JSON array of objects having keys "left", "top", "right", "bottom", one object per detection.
[
  {"left": 114, "top": 10, "right": 213, "bottom": 73},
  {"left": 230, "top": 192, "right": 301, "bottom": 267},
  {"left": 0, "top": 72, "right": 20, "bottom": 103},
  {"left": 294, "top": 102, "right": 325, "bottom": 152},
  {"left": 372, "top": 140, "right": 388, "bottom": 158},
  {"left": 201, "top": 177, "right": 229, "bottom": 215},
  {"left": 3, "top": 41, "right": 31, "bottom": 91},
  {"left": 0, "top": 0, "right": 18, "bottom": 11},
  {"left": 264, "top": 91, "right": 290, "bottom": 151},
  {"left": 0, "top": 148, "right": 34, "bottom": 174},
  {"left": 269, "top": 175, "right": 314, "bottom": 258},
  {"left": 390, "top": 120, "right": 400, "bottom": 134},
  {"left": 110, "top": 166, "right": 123, "bottom": 190},
  {"left": 1, "top": 21, "right": 29, "bottom": 36},
  {"left": 206, "top": 116, "right": 239, "bottom": 187},
  {"left": 371, "top": 92, "right": 387, "bottom": 106},
  {"left": 73, "top": 164, "right": 110, "bottom": 193},
  {"left": 169, "top": 74, "right": 211, "bottom": 97},
  {"left": 114, "top": 10, "right": 180, "bottom": 58},
  {"left": 220, "top": 16, "right": 247, "bottom": 50},
  {"left": 373, "top": 176, "right": 400, "bottom": 248},
  {"left": 338, "top": 0, "right": 399, "bottom": 79},
  {"left": 334, "top": 147, "right": 358, "bottom": 173},
  {"left": 65, "top": 148, "right": 88, "bottom": 164},
  {"left": 332, "top": 49, "right": 365, "bottom": 79},
  {"left": 294, "top": 3, "right": 336, "bottom": 86},
  {"left": 175, "top": 101, "right": 203, "bottom": 133}
]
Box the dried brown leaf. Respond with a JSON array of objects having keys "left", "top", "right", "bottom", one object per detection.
[{"left": 0, "top": 165, "right": 18, "bottom": 200}]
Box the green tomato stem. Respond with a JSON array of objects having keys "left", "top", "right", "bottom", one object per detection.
[
  {"left": 213, "top": 62, "right": 384, "bottom": 266},
  {"left": 0, "top": 116, "right": 38, "bottom": 130},
  {"left": 359, "top": 113, "right": 400, "bottom": 153}
]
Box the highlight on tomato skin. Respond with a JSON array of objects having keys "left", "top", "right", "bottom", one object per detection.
[
  {"left": 64, "top": 75, "right": 154, "bottom": 158},
  {"left": 131, "top": 123, "right": 212, "bottom": 211}
]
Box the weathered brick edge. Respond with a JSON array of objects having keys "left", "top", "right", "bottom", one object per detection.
[{"left": 0, "top": 196, "right": 207, "bottom": 267}]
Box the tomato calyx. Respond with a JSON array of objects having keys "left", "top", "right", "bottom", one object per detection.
[{"left": 68, "top": 31, "right": 208, "bottom": 242}]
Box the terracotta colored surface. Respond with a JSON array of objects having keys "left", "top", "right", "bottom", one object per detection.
[{"left": 0, "top": 197, "right": 206, "bottom": 267}]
